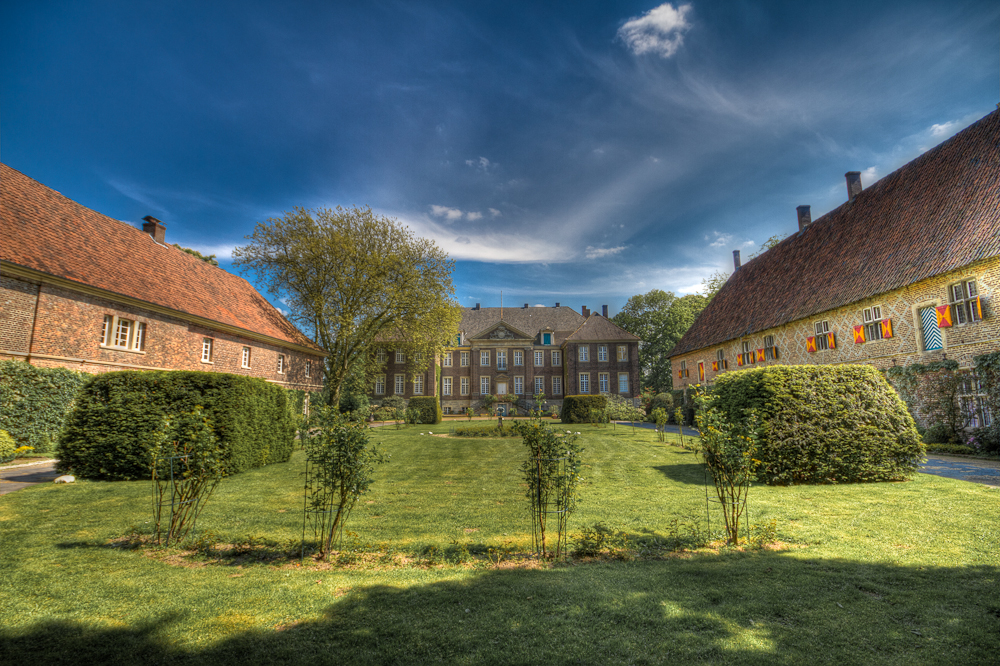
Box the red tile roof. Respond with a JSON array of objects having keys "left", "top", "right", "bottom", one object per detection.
[
  {"left": 565, "top": 314, "right": 640, "bottom": 342},
  {"left": 0, "top": 163, "right": 324, "bottom": 353},
  {"left": 669, "top": 109, "right": 1000, "bottom": 358}
]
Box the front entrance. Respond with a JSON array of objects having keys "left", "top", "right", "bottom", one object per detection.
[
  {"left": 497, "top": 404, "right": 508, "bottom": 416},
  {"left": 497, "top": 382, "right": 508, "bottom": 395}
]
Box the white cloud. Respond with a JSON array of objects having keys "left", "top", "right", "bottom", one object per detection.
[
  {"left": 184, "top": 243, "right": 236, "bottom": 260},
  {"left": 465, "top": 156, "right": 492, "bottom": 171},
  {"left": 618, "top": 3, "right": 692, "bottom": 58},
  {"left": 466, "top": 211, "right": 483, "bottom": 221},
  {"left": 430, "top": 205, "right": 464, "bottom": 221},
  {"left": 929, "top": 121, "right": 958, "bottom": 137},
  {"left": 860, "top": 166, "right": 878, "bottom": 185},
  {"left": 707, "top": 231, "right": 733, "bottom": 248},
  {"left": 585, "top": 245, "right": 626, "bottom": 259},
  {"left": 489, "top": 208, "right": 501, "bottom": 217}
]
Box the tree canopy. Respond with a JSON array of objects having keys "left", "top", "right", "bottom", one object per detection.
[
  {"left": 173, "top": 244, "right": 219, "bottom": 266},
  {"left": 612, "top": 289, "right": 707, "bottom": 393},
  {"left": 233, "top": 206, "right": 463, "bottom": 406}
]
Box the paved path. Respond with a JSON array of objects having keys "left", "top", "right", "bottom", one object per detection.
[
  {"left": 0, "top": 461, "right": 59, "bottom": 495},
  {"left": 922, "top": 455, "right": 1000, "bottom": 487}
]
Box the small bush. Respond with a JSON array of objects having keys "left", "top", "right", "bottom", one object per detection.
[
  {"left": 711, "top": 365, "right": 923, "bottom": 485},
  {"left": 646, "top": 392, "right": 673, "bottom": 417},
  {"left": 0, "top": 361, "right": 91, "bottom": 453},
  {"left": 58, "top": 370, "right": 296, "bottom": 480},
  {"left": 925, "top": 443, "right": 976, "bottom": 455},
  {"left": 0, "top": 430, "right": 16, "bottom": 464},
  {"left": 453, "top": 423, "right": 519, "bottom": 437},
  {"left": 339, "top": 392, "right": 370, "bottom": 415},
  {"left": 923, "top": 423, "right": 954, "bottom": 445},
  {"left": 377, "top": 396, "right": 406, "bottom": 411},
  {"left": 561, "top": 395, "right": 607, "bottom": 424},
  {"left": 408, "top": 396, "right": 442, "bottom": 424}
]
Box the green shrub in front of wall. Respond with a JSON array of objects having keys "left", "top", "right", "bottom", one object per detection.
[
  {"left": 57, "top": 370, "right": 295, "bottom": 480},
  {"left": 408, "top": 396, "right": 442, "bottom": 424},
  {"left": 0, "top": 429, "right": 16, "bottom": 464},
  {"left": 561, "top": 395, "right": 608, "bottom": 424},
  {"left": 710, "top": 365, "right": 924, "bottom": 485},
  {"left": 0, "top": 361, "right": 91, "bottom": 454},
  {"left": 645, "top": 392, "right": 674, "bottom": 420}
]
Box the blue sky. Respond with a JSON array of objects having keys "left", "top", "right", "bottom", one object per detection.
[{"left": 3, "top": 1, "right": 999, "bottom": 316}]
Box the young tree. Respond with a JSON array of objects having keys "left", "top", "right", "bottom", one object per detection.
[{"left": 233, "top": 206, "right": 463, "bottom": 407}]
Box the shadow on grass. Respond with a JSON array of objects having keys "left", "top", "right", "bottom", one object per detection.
[
  {"left": 654, "top": 462, "right": 710, "bottom": 485},
  {"left": 2, "top": 553, "right": 997, "bottom": 665}
]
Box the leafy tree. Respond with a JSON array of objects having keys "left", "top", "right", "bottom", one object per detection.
[
  {"left": 700, "top": 270, "right": 730, "bottom": 301},
  {"left": 612, "top": 290, "right": 707, "bottom": 393},
  {"left": 233, "top": 206, "right": 463, "bottom": 407},
  {"left": 172, "top": 244, "right": 219, "bottom": 266},
  {"left": 746, "top": 233, "right": 789, "bottom": 261}
]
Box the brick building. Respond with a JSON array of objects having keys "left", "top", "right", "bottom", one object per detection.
[
  {"left": 668, "top": 109, "right": 1000, "bottom": 423},
  {"left": 372, "top": 304, "right": 641, "bottom": 415},
  {"left": 0, "top": 163, "right": 326, "bottom": 393}
]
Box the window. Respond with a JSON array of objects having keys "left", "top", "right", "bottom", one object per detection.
[
  {"left": 455, "top": 333, "right": 463, "bottom": 345},
  {"left": 513, "top": 350, "right": 523, "bottom": 366},
  {"left": 394, "top": 374, "right": 405, "bottom": 394},
  {"left": 742, "top": 341, "right": 752, "bottom": 356},
  {"left": 863, "top": 306, "right": 883, "bottom": 342},
  {"left": 415, "top": 351, "right": 424, "bottom": 362},
  {"left": 442, "top": 352, "right": 452, "bottom": 367},
  {"left": 543, "top": 332, "right": 552, "bottom": 345},
  {"left": 552, "top": 376, "right": 563, "bottom": 395},
  {"left": 618, "top": 373, "right": 629, "bottom": 394},
  {"left": 480, "top": 376, "right": 490, "bottom": 395},
  {"left": 815, "top": 321, "right": 830, "bottom": 351},
  {"left": 443, "top": 377, "right": 452, "bottom": 396},
  {"left": 201, "top": 338, "right": 213, "bottom": 363},
  {"left": 305, "top": 360, "right": 311, "bottom": 378},
  {"left": 534, "top": 377, "right": 544, "bottom": 395},
  {"left": 242, "top": 346, "right": 251, "bottom": 368},
  {"left": 480, "top": 350, "right": 490, "bottom": 367},
  {"left": 959, "top": 373, "right": 992, "bottom": 428},
  {"left": 395, "top": 350, "right": 405, "bottom": 363},
  {"left": 579, "top": 373, "right": 590, "bottom": 393},
  {"left": 598, "top": 372, "right": 609, "bottom": 393},
  {"left": 460, "top": 377, "right": 469, "bottom": 396},
  {"left": 680, "top": 360, "right": 687, "bottom": 377},
  {"left": 101, "top": 315, "right": 145, "bottom": 351},
  {"left": 514, "top": 376, "right": 524, "bottom": 395},
  {"left": 598, "top": 345, "right": 608, "bottom": 362},
  {"left": 534, "top": 351, "right": 544, "bottom": 366},
  {"left": 578, "top": 346, "right": 589, "bottom": 362},
  {"left": 551, "top": 351, "right": 562, "bottom": 366},
  {"left": 716, "top": 349, "right": 724, "bottom": 362},
  {"left": 951, "top": 279, "right": 983, "bottom": 325},
  {"left": 617, "top": 345, "right": 628, "bottom": 362},
  {"left": 377, "top": 348, "right": 387, "bottom": 364},
  {"left": 763, "top": 335, "right": 775, "bottom": 361},
  {"left": 413, "top": 375, "right": 424, "bottom": 395},
  {"left": 461, "top": 351, "right": 470, "bottom": 367},
  {"left": 375, "top": 375, "right": 386, "bottom": 395},
  {"left": 277, "top": 354, "right": 285, "bottom": 374},
  {"left": 497, "top": 350, "right": 507, "bottom": 371}
]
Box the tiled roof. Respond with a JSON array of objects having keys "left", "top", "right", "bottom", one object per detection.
[
  {"left": 565, "top": 314, "right": 640, "bottom": 342},
  {"left": 0, "top": 163, "right": 324, "bottom": 353},
  {"left": 669, "top": 109, "right": 1000, "bottom": 358},
  {"left": 460, "top": 306, "right": 586, "bottom": 344}
]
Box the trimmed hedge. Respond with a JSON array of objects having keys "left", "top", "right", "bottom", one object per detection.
[
  {"left": 453, "top": 423, "right": 519, "bottom": 437},
  {"left": 57, "top": 370, "right": 295, "bottom": 480},
  {"left": 561, "top": 395, "right": 608, "bottom": 424},
  {"left": 408, "top": 396, "right": 442, "bottom": 424},
  {"left": 0, "top": 361, "right": 91, "bottom": 453},
  {"left": 711, "top": 365, "right": 923, "bottom": 485}
]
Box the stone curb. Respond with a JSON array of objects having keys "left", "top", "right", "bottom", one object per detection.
[{"left": 0, "top": 459, "right": 58, "bottom": 471}]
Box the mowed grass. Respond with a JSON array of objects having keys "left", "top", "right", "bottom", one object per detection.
[{"left": 1, "top": 423, "right": 998, "bottom": 664}]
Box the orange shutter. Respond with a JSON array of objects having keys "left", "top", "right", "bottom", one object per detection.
[
  {"left": 698, "top": 362, "right": 705, "bottom": 381},
  {"left": 853, "top": 325, "right": 866, "bottom": 344},
  {"left": 722, "top": 360, "right": 728, "bottom": 369},
  {"left": 827, "top": 332, "right": 836, "bottom": 350},
  {"left": 737, "top": 354, "right": 743, "bottom": 366},
  {"left": 712, "top": 361, "right": 719, "bottom": 372},
  {"left": 974, "top": 296, "right": 983, "bottom": 319},
  {"left": 880, "top": 319, "right": 893, "bottom": 339},
  {"left": 677, "top": 369, "right": 683, "bottom": 379},
  {"left": 806, "top": 336, "right": 817, "bottom": 353},
  {"left": 935, "top": 305, "right": 953, "bottom": 328},
  {"left": 684, "top": 369, "right": 689, "bottom": 378},
  {"left": 771, "top": 346, "right": 780, "bottom": 360},
  {"left": 756, "top": 348, "right": 766, "bottom": 362}
]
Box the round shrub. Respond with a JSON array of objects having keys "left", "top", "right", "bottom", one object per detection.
[
  {"left": 0, "top": 430, "right": 16, "bottom": 464},
  {"left": 561, "top": 395, "right": 607, "bottom": 424},
  {"left": 710, "top": 365, "right": 924, "bottom": 485},
  {"left": 646, "top": 392, "right": 673, "bottom": 418}
]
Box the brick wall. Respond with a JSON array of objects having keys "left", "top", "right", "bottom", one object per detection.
[
  {"left": 0, "top": 275, "right": 39, "bottom": 358},
  {"left": 672, "top": 257, "right": 1000, "bottom": 388}
]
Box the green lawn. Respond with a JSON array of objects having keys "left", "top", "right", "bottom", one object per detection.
[{"left": 1, "top": 424, "right": 998, "bottom": 664}]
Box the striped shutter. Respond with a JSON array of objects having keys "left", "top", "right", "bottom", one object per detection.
[
  {"left": 771, "top": 346, "right": 780, "bottom": 360},
  {"left": 756, "top": 348, "right": 765, "bottom": 362},
  {"left": 880, "top": 319, "right": 893, "bottom": 339},
  {"left": 852, "top": 325, "right": 866, "bottom": 344},
  {"left": 806, "top": 336, "right": 817, "bottom": 353},
  {"left": 722, "top": 360, "right": 728, "bottom": 369},
  {"left": 974, "top": 296, "right": 983, "bottom": 319},
  {"left": 678, "top": 369, "right": 683, "bottom": 379},
  {"left": 827, "top": 332, "right": 836, "bottom": 350},
  {"left": 935, "top": 304, "right": 953, "bottom": 328},
  {"left": 712, "top": 361, "right": 719, "bottom": 372},
  {"left": 920, "top": 307, "right": 943, "bottom": 351},
  {"left": 698, "top": 362, "right": 705, "bottom": 382},
  {"left": 737, "top": 354, "right": 743, "bottom": 366}
]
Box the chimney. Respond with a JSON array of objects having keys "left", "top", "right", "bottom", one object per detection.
[
  {"left": 142, "top": 215, "right": 166, "bottom": 243},
  {"left": 602, "top": 305, "right": 609, "bottom": 317},
  {"left": 475, "top": 303, "right": 480, "bottom": 310},
  {"left": 733, "top": 250, "right": 741, "bottom": 271},
  {"left": 796, "top": 205, "right": 812, "bottom": 231},
  {"left": 555, "top": 302, "right": 560, "bottom": 308},
  {"left": 524, "top": 303, "right": 529, "bottom": 309},
  {"left": 846, "top": 171, "right": 862, "bottom": 202},
  {"left": 582, "top": 306, "right": 590, "bottom": 317}
]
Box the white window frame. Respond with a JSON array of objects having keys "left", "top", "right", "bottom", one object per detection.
[
  {"left": 598, "top": 372, "right": 609, "bottom": 393},
  {"left": 617, "top": 345, "right": 628, "bottom": 362},
  {"left": 496, "top": 350, "right": 507, "bottom": 371},
  {"left": 375, "top": 375, "right": 386, "bottom": 395},
  {"left": 534, "top": 376, "right": 544, "bottom": 395},
  {"left": 578, "top": 346, "right": 589, "bottom": 362},
  {"left": 815, "top": 320, "right": 830, "bottom": 351},
  {"left": 863, "top": 305, "right": 884, "bottom": 342},
  {"left": 513, "top": 350, "right": 523, "bottom": 366},
  {"left": 598, "top": 345, "right": 608, "bottom": 362},
  {"left": 394, "top": 374, "right": 405, "bottom": 395},
  {"left": 763, "top": 335, "right": 775, "bottom": 361},
  {"left": 534, "top": 351, "right": 544, "bottom": 366},
  {"left": 443, "top": 376, "right": 452, "bottom": 396},
  {"left": 242, "top": 346, "right": 252, "bottom": 368},
  {"left": 201, "top": 338, "right": 214, "bottom": 363},
  {"left": 460, "top": 377, "right": 469, "bottom": 396},
  {"left": 413, "top": 375, "right": 424, "bottom": 395},
  {"left": 618, "top": 373, "right": 629, "bottom": 394},
  {"left": 460, "top": 351, "right": 470, "bottom": 367},
  {"left": 480, "top": 376, "right": 490, "bottom": 395},
  {"left": 514, "top": 376, "right": 524, "bottom": 395},
  {"left": 951, "top": 279, "right": 982, "bottom": 325},
  {"left": 442, "top": 352, "right": 452, "bottom": 367},
  {"left": 552, "top": 376, "right": 563, "bottom": 395},
  {"left": 277, "top": 354, "right": 285, "bottom": 374},
  {"left": 396, "top": 350, "right": 405, "bottom": 363},
  {"left": 480, "top": 350, "right": 490, "bottom": 366},
  {"left": 377, "top": 348, "right": 387, "bottom": 364},
  {"left": 102, "top": 314, "right": 145, "bottom": 352},
  {"left": 716, "top": 349, "right": 724, "bottom": 362},
  {"left": 551, "top": 351, "right": 561, "bottom": 366},
  {"left": 741, "top": 341, "right": 752, "bottom": 356},
  {"left": 579, "top": 373, "right": 590, "bottom": 394},
  {"left": 305, "top": 360, "right": 312, "bottom": 378}
]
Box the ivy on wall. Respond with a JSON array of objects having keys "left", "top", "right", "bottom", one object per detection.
[{"left": 0, "top": 361, "right": 91, "bottom": 453}]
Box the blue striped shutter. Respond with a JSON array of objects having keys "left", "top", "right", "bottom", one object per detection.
[{"left": 920, "top": 307, "right": 943, "bottom": 351}]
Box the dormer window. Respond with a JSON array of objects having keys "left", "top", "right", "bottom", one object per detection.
[{"left": 543, "top": 332, "right": 552, "bottom": 345}]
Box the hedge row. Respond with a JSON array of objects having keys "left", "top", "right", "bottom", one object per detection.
[
  {"left": 58, "top": 370, "right": 295, "bottom": 480},
  {"left": 452, "top": 423, "right": 519, "bottom": 437},
  {"left": 408, "top": 396, "right": 442, "bottom": 424},
  {"left": 0, "top": 361, "right": 91, "bottom": 453},
  {"left": 711, "top": 365, "right": 923, "bottom": 485},
  {"left": 561, "top": 395, "right": 608, "bottom": 424}
]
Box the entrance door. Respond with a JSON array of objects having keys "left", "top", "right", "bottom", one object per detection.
[
  {"left": 497, "top": 404, "right": 507, "bottom": 416},
  {"left": 497, "top": 382, "right": 508, "bottom": 395},
  {"left": 919, "top": 307, "right": 943, "bottom": 351}
]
